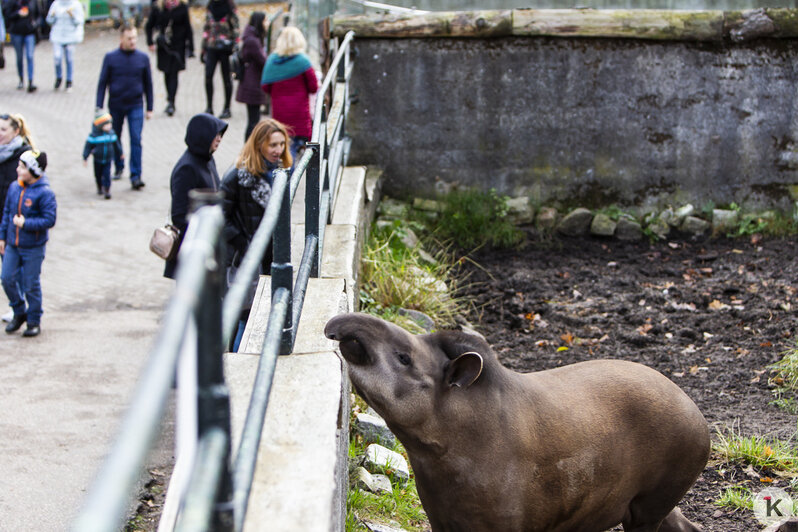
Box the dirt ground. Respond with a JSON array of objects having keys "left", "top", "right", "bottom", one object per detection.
[{"left": 460, "top": 232, "right": 798, "bottom": 531}]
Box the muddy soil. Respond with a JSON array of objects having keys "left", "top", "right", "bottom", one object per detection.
[{"left": 460, "top": 233, "right": 798, "bottom": 531}]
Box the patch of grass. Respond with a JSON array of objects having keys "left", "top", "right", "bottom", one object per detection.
[
  {"left": 713, "top": 427, "right": 798, "bottom": 473},
  {"left": 769, "top": 344, "right": 798, "bottom": 413},
  {"left": 728, "top": 211, "right": 798, "bottom": 238},
  {"left": 434, "top": 188, "right": 524, "bottom": 250},
  {"left": 360, "top": 220, "right": 467, "bottom": 329},
  {"left": 596, "top": 204, "right": 632, "bottom": 222},
  {"left": 347, "top": 397, "right": 428, "bottom": 531},
  {"left": 714, "top": 486, "right": 754, "bottom": 512}
]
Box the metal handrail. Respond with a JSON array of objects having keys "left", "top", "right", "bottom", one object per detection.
[{"left": 72, "top": 28, "right": 357, "bottom": 532}]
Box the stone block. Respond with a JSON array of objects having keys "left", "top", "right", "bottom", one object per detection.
[
  {"left": 557, "top": 208, "right": 593, "bottom": 236},
  {"left": 590, "top": 212, "right": 616, "bottom": 236}
]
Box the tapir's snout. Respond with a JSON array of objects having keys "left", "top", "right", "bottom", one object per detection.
[{"left": 325, "top": 314, "right": 377, "bottom": 366}]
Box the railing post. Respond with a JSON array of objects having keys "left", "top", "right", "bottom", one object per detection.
[
  {"left": 271, "top": 169, "right": 294, "bottom": 354},
  {"left": 188, "top": 189, "right": 234, "bottom": 530},
  {"left": 306, "top": 143, "right": 321, "bottom": 277}
]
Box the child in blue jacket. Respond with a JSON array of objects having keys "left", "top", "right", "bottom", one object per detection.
[
  {"left": 82, "top": 111, "right": 123, "bottom": 199},
  {"left": 0, "top": 150, "right": 57, "bottom": 337}
]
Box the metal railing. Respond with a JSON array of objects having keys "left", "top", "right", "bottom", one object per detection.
[{"left": 72, "top": 29, "right": 356, "bottom": 532}]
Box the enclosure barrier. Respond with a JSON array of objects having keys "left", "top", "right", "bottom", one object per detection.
[{"left": 71, "top": 29, "right": 356, "bottom": 532}]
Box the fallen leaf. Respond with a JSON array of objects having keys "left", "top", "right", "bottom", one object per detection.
[
  {"left": 689, "top": 365, "right": 699, "bottom": 375},
  {"left": 760, "top": 477, "right": 774, "bottom": 483},
  {"left": 708, "top": 300, "right": 730, "bottom": 311},
  {"left": 535, "top": 340, "right": 550, "bottom": 348},
  {"left": 637, "top": 323, "right": 653, "bottom": 335},
  {"left": 732, "top": 249, "right": 744, "bottom": 254},
  {"left": 557, "top": 346, "right": 569, "bottom": 352},
  {"left": 560, "top": 333, "right": 574, "bottom": 346},
  {"left": 761, "top": 341, "right": 773, "bottom": 347}
]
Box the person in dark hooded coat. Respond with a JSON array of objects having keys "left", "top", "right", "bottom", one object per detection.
[{"left": 164, "top": 112, "right": 228, "bottom": 279}]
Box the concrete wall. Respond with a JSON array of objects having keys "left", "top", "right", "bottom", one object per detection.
[{"left": 341, "top": 11, "right": 798, "bottom": 211}]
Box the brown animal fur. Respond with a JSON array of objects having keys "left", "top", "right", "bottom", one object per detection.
[{"left": 325, "top": 313, "right": 710, "bottom": 532}]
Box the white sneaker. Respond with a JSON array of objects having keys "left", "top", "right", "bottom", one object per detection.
[{"left": 1, "top": 310, "right": 12, "bottom": 322}]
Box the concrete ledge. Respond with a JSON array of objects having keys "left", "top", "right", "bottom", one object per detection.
[
  {"left": 225, "top": 351, "right": 349, "bottom": 532},
  {"left": 239, "top": 277, "right": 347, "bottom": 356},
  {"left": 226, "top": 165, "right": 381, "bottom": 531}
]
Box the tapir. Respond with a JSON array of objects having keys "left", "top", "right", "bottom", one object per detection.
[{"left": 325, "top": 312, "right": 710, "bottom": 532}]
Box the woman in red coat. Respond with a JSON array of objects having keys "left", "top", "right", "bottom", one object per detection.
[
  {"left": 235, "top": 11, "right": 267, "bottom": 141},
  {"left": 260, "top": 26, "right": 318, "bottom": 159}
]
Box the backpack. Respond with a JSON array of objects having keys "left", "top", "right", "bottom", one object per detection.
[{"left": 231, "top": 46, "right": 244, "bottom": 80}]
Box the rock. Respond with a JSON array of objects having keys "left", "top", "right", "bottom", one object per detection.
[
  {"left": 680, "top": 216, "right": 710, "bottom": 235},
  {"left": 536, "top": 206, "right": 558, "bottom": 231},
  {"left": 615, "top": 217, "right": 643, "bottom": 241},
  {"left": 399, "top": 227, "right": 420, "bottom": 249},
  {"left": 658, "top": 207, "right": 675, "bottom": 226},
  {"left": 647, "top": 217, "right": 670, "bottom": 240},
  {"left": 370, "top": 474, "right": 394, "bottom": 495},
  {"left": 506, "top": 196, "right": 535, "bottom": 225},
  {"left": 356, "top": 412, "right": 397, "bottom": 447},
  {"left": 557, "top": 208, "right": 593, "bottom": 236},
  {"left": 364, "top": 521, "right": 408, "bottom": 532},
  {"left": 354, "top": 467, "right": 394, "bottom": 495},
  {"left": 712, "top": 209, "right": 739, "bottom": 234},
  {"left": 364, "top": 444, "right": 410, "bottom": 480},
  {"left": 397, "top": 308, "right": 435, "bottom": 333},
  {"left": 378, "top": 198, "right": 408, "bottom": 219},
  {"left": 674, "top": 204, "right": 694, "bottom": 224},
  {"left": 413, "top": 198, "right": 443, "bottom": 212},
  {"left": 590, "top": 213, "right": 616, "bottom": 236},
  {"left": 417, "top": 248, "right": 437, "bottom": 266}
]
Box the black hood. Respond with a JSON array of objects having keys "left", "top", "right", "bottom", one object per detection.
[{"left": 185, "top": 113, "right": 228, "bottom": 159}]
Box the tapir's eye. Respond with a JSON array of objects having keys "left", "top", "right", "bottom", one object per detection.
[{"left": 397, "top": 353, "right": 412, "bottom": 366}]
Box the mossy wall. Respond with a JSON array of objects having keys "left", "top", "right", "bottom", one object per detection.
[{"left": 337, "top": 9, "right": 798, "bottom": 210}]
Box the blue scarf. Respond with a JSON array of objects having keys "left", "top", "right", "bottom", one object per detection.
[{"left": 261, "top": 53, "right": 312, "bottom": 85}]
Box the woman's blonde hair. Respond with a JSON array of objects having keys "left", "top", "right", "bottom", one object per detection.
[
  {"left": 274, "top": 27, "right": 306, "bottom": 57},
  {"left": 1, "top": 113, "right": 37, "bottom": 151},
  {"left": 236, "top": 118, "right": 292, "bottom": 175}
]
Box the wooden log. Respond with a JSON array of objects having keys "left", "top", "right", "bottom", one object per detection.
[
  {"left": 513, "top": 9, "right": 724, "bottom": 41},
  {"left": 724, "top": 8, "right": 798, "bottom": 40},
  {"left": 332, "top": 8, "right": 798, "bottom": 41},
  {"left": 331, "top": 10, "right": 512, "bottom": 38}
]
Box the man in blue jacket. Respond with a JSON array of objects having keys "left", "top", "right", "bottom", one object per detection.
[
  {"left": 0, "top": 151, "right": 57, "bottom": 337},
  {"left": 96, "top": 23, "right": 154, "bottom": 190}
]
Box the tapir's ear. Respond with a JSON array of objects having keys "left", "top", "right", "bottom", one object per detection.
[{"left": 445, "top": 352, "right": 483, "bottom": 388}]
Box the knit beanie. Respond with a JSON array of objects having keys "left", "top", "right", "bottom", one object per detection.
[
  {"left": 20, "top": 151, "right": 47, "bottom": 177},
  {"left": 94, "top": 111, "right": 112, "bottom": 128}
]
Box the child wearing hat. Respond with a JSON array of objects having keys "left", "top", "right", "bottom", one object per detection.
[
  {"left": 82, "top": 111, "right": 123, "bottom": 199},
  {"left": 0, "top": 150, "right": 57, "bottom": 337}
]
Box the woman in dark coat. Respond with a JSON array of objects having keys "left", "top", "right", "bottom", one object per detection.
[
  {"left": 220, "top": 118, "right": 292, "bottom": 349},
  {"left": 201, "top": 0, "right": 238, "bottom": 119},
  {"left": 235, "top": 11, "right": 267, "bottom": 141},
  {"left": 145, "top": 0, "right": 193, "bottom": 116},
  {"left": 0, "top": 113, "right": 35, "bottom": 213},
  {"left": 164, "top": 112, "right": 228, "bottom": 279}
]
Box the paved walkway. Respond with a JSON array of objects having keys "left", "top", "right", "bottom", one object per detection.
[{"left": 0, "top": 23, "right": 253, "bottom": 530}]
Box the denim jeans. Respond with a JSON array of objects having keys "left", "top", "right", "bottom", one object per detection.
[
  {"left": 110, "top": 105, "right": 143, "bottom": 182},
  {"left": 10, "top": 33, "right": 35, "bottom": 83},
  {"left": 53, "top": 43, "right": 75, "bottom": 82},
  {"left": 1, "top": 244, "right": 46, "bottom": 325}
]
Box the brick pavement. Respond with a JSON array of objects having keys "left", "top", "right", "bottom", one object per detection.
[{"left": 0, "top": 22, "right": 254, "bottom": 530}]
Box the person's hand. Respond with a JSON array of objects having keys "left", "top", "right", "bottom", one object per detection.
[
  {"left": 0, "top": 240, "right": 5, "bottom": 255},
  {"left": 82, "top": 159, "right": 88, "bottom": 167},
  {"left": 146, "top": 111, "right": 153, "bottom": 120},
  {"left": 13, "top": 214, "right": 24, "bottom": 228},
  {"left": 149, "top": 44, "right": 155, "bottom": 52}
]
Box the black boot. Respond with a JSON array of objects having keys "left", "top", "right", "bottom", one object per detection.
[
  {"left": 5, "top": 313, "right": 26, "bottom": 333},
  {"left": 219, "top": 108, "right": 231, "bottom": 119}
]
